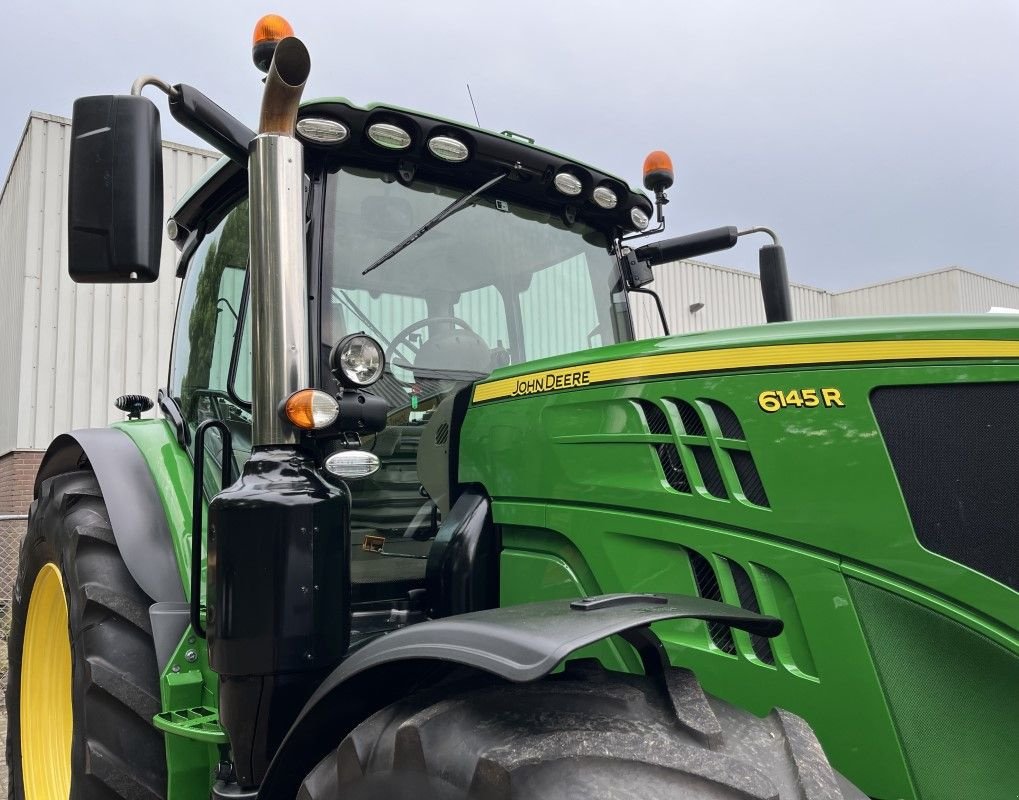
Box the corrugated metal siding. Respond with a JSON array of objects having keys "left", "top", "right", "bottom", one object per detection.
[
  {"left": 831, "top": 269, "right": 962, "bottom": 317},
  {"left": 955, "top": 269, "right": 1019, "bottom": 312},
  {"left": 633, "top": 260, "right": 831, "bottom": 338},
  {"left": 0, "top": 122, "right": 32, "bottom": 456},
  {"left": 7, "top": 113, "right": 217, "bottom": 451}
]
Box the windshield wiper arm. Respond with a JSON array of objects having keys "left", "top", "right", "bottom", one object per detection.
[{"left": 361, "top": 171, "right": 510, "bottom": 276}]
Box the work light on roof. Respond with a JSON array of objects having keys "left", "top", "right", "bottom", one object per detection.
[
  {"left": 296, "top": 117, "right": 349, "bottom": 144},
  {"left": 427, "top": 135, "right": 470, "bottom": 163},
  {"left": 368, "top": 123, "right": 412, "bottom": 150},
  {"left": 592, "top": 186, "right": 618, "bottom": 210},
  {"left": 553, "top": 171, "right": 583, "bottom": 196}
]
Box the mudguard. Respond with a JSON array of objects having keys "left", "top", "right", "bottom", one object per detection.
[
  {"left": 257, "top": 592, "right": 782, "bottom": 798},
  {"left": 35, "top": 428, "right": 186, "bottom": 604}
]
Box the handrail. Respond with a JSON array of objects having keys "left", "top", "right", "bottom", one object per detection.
[{"left": 190, "top": 419, "right": 234, "bottom": 638}]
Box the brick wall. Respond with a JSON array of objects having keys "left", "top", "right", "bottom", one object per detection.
[{"left": 0, "top": 451, "right": 44, "bottom": 515}]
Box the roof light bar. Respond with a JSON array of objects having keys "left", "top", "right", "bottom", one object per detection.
[{"left": 367, "top": 123, "right": 412, "bottom": 150}]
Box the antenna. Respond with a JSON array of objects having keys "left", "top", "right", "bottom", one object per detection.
[{"left": 466, "top": 83, "right": 481, "bottom": 127}]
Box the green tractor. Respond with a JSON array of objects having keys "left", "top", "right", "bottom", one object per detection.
[{"left": 7, "top": 16, "right": 1018, "bottom": 800}]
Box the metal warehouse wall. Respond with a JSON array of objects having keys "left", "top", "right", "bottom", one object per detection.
[
  {"left": 0, "top": 122, "right": 31, "bottom": 457},
  {"left": 632, "top": 261, "right": 1019, "bottom": 339},
  {"left": 954, "top": 270, "right": 1019, "bottom": 312},
  {"left": 832, "top": 268, "right": 1019, "bottom": 317},
  {"left": 0, "top": 113, "right": 218, "bottom": 454},
  {"left": 832, "top": 269, "right": 962, "bottom": 317},
  {"left": 631, "top": 259, "right": 831, "bottom": 338}
]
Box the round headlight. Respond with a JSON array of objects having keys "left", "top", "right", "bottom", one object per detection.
[
  {"left": 630, "top": 207, "right": 650, "bottom": 231},
  {"left": 553, "top": 171, "right": 583, "bottom": 196},
  {"left": 592, "top": 186, "right": 618, "bottom": 209},
  {"left": 367, "top": 123, "right": 412, "bottom": 150},
  {"left": 330, "top": 334, "right": 385, "bottom": 388}
]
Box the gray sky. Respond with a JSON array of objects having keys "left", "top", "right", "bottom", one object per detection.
[{"left": 4, "top": 0, "right": 1017, "bottom": 289}]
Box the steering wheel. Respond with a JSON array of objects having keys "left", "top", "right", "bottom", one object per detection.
[{"left": 384, "top": 316, "right": 482, "bottom": 386}]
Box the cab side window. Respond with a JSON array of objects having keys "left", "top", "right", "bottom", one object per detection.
[
  {"left": 519, "top": 254, "right": 601, "bottom": 359},
  {"left": 169, "top": 200, "right": 250, "bottom": 486}
]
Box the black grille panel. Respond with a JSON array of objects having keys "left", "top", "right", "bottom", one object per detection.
[
  {"left": 728, "top": 560, "right": 775, "bottom": 664},
  {"left": 638, "top": 400, "right": 670, "bottom": 435},
  {"left": 704, "top": 399, "right": 746, "bottom": 440},
  {"left": 657, "top": 444, "right": 690, "bottom": 492},
  {"left": 730, "top": 450, "right": 770, "bottom": 508},
  {"left": 673, "top": 399, "right": 707, "bottom": 436},
  {"left": 689, "top": 550, "right": 736, "bottom": 654},
  {"left": 692, "top": 445, "right": 728, "bottom": 499},
  {"left": 871, "top": 383, "right": 1019, "bottom": 592},
  {"left": 634, "top": 400, "right": 690, "bottom": 493}
]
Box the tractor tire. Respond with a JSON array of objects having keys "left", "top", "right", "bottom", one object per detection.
[
  {"left": 297, "top": 659, "right": 865, "bottom": 800},
  {"left": 6, "top": 471, "right": 167, "bottom": 800}
]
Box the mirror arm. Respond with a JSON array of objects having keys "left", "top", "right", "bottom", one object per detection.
[
  {"left": 629, "top": 287, "right": 671, "bottom": 337},
  {"left": 130, "top": 75, "right": 178, "bottom": 99},
  {"left": 736, "top": 226, "right": 781, "bottom": 247},
  {"left": 737, "top": 227, "right": 792, "bottom": 323}
]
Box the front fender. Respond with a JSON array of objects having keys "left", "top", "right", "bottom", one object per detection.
[
  {"left": 35, "top": 427, "right": 186, "bottom": 604},
  {"left": 258, "top": 593, "right": 781, "bottom": 798}
]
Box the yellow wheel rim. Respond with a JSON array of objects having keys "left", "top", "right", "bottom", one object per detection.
[{"left": 21, "top": 562, "right": 73, "bottom": 800}]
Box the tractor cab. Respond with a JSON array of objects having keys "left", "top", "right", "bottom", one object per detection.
[{"left": 167, "top": 97, "right": 653, "bottom": 636}]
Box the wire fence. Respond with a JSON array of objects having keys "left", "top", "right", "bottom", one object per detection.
[
  {"left": 0, "top": 514, "right": 25, "bottom": 795},
  {"left": 0, "top": 515, "right": 24, "bottom": 696}
]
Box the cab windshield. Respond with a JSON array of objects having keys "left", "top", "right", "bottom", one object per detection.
[
  {"left": 321, "top": 167, "right": 629, "bottom": 406},
  {"left": 320, "top": 166, "right": 630, "bottom": 613}
]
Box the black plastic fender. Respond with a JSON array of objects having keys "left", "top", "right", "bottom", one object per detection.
[
  {"left": 257, "top": 592, "right": 782, "bottom": 798},
  {"left": 35, "top": 428, "right": 186, "bottom": 605}
]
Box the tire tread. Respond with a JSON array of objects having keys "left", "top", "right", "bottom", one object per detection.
[
  {"left": 299, "top": 660, "right": 864, "bottom": 800},
  {"left": 6, "top": 471, "right": 167, "bottom": 800}
]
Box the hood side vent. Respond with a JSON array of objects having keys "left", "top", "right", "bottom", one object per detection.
[
  {"left": 727, "top": 559, "right": 776, "bottom": 665},
  {"left": 729, "top": 450, "right": 770, "bottom": 508},
  {"left": 634, "top": 399, "right": 691, "bottom": 493},
  {"left": 703, "top": 399, "right": 746, "bottom": 439},
  {"left": 673, "top": 398, "right": 707, "bottom": 435},
  {"left": 688, "top": 550, "right": 737, "bottom": 655},
  {"left": 692, "top": 445, "right": 728, "bottom": 499}
]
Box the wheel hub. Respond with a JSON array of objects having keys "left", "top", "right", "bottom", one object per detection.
[{"left": 21, "top": 562, "right": 73, "bottom": 799}]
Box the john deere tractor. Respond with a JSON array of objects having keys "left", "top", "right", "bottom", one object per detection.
[{"left": 7, "top": 15, "right": 1018, "bottom": 800}]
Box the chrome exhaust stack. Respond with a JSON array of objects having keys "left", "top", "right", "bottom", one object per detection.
[{"left": 248, "top": 36, "right": 311, "bottom": 446}]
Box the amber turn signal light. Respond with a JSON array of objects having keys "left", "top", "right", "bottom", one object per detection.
[{"left": 282, "top": 389, "right": 339, "bottom": 430}]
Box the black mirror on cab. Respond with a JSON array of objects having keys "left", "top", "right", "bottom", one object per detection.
[{"left": 67, "top": 95, "right": 163, "bottom": 283}]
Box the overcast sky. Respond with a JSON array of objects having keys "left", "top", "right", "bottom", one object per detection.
[{"left": 3, "top": 1, "right": 1017, "bottom": 289}]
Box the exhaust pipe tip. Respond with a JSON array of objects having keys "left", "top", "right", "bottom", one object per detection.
[
  {"left": 272, "top": 37, "right": 311, "bottom": 88},
  {"left": 259, "top": 36, "right": 311, "bottom": 136}
]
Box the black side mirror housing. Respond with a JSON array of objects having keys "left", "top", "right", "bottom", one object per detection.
[
  {"left": 68, "top": 95, "right": 163, "bottom": 283},
  {"left": 635, "top": 226, "right": 739, "bottom": 267}
]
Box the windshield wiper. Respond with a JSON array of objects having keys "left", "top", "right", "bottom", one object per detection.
[{"left": 361, "top": 171, "right": 509, "bottom": 276}]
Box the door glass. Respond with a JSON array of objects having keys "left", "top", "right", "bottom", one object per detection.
[{"left": 169, "top": 200, "right": 251, "bottom": 490}]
